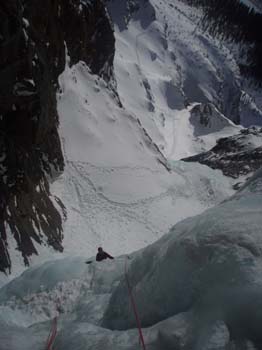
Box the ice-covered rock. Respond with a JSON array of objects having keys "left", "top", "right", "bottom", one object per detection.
[{"left": 102, "top": 168, "right": 262, "bottom": 348}]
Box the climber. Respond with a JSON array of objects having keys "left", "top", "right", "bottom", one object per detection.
[{"left": 96, "top": 247, "right": 114, "bottom": 262}]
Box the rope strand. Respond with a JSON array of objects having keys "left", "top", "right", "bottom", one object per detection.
[{"left": 125, "top": 259, "right": 146, "bottom": 350}]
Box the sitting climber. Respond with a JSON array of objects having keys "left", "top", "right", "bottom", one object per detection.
[{"left": 96, "top": 247, "right": 114, "bottom": 262}]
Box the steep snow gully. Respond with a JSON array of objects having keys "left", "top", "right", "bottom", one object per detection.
[{"left": 1, "top": 0, "right": 262, "bottom": 349}]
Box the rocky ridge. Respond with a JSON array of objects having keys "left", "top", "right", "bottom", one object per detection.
[{"left": 183, "top": 127, "right": 262, "bottom": 185}]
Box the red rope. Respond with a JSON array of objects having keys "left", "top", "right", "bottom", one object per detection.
[
  {"left": 125, "top": 260, "right": 146, "bottom": 350},
  {"left": 46, "top": 316, "right": 58, "bottom": 350}
]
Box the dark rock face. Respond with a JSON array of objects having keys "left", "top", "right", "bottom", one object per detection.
[
  {"left": 0, "top": 0, "right": 115, "bottom": 273},
  {"left": 182, "top": 128, "right": 262, "bottom": 181},
  {"left": 59, "top": 0, "right": 115, "bottom": 82}
]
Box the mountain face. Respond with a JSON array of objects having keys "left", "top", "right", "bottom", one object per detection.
[
  {"left": 1, "top": 0, "right": 262, "bottom": 349},
  {"left": 0, "top": 0, "right": 262, "bottom": 271},
  {"left": 0, "top": 0, "right": 115, "bottom": 274},
  {"left": 1, "top": 0, "right": 262, "bottom": 277}
]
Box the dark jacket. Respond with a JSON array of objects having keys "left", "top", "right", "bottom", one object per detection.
[{"left": 96, "top": 251, "right": 114, "bottom": 262}]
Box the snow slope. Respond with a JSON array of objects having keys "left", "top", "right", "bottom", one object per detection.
[
  {"left": 53, "top": 0, "right": 250, "bottom": 261},
  {"left": 50, "top": 0, "right": 260, "bottom": 267},
  {"left": 1, "top": 61, "right": 235, "bottom": 286},
  {"left": 51, "top": 60, "right": 234, "bottom": 261}
]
